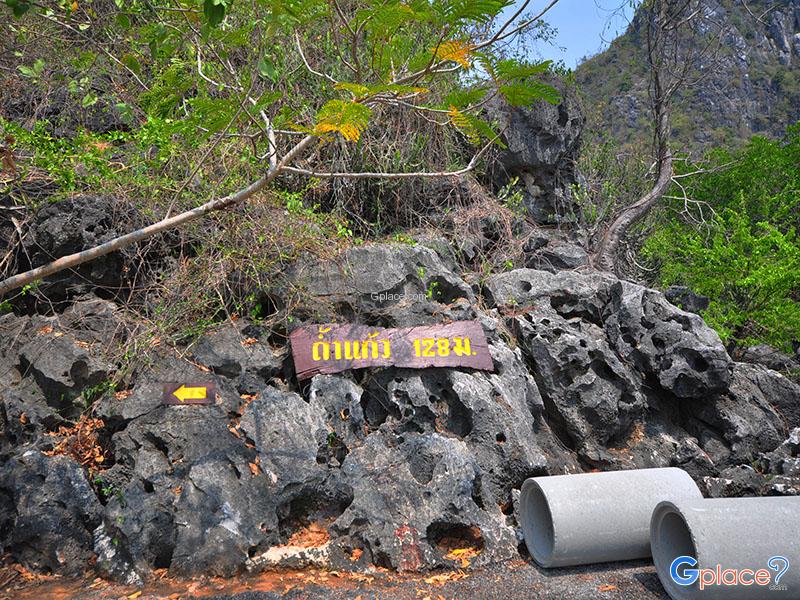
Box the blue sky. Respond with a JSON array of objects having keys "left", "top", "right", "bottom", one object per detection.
[{"left": 505, "top": 0, "right": 637, "bottom": 68}]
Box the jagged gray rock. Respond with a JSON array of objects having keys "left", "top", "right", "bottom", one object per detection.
[
  {"left": 511, "top": 310, "right": 647, "bottom": 464},
  {"left": 483, "top": 269, "right": 732, "bottom": 400},
  {"left": 360, "top": 341, "right": 577, "bottom": 503},
  {"left": 604, "top": 280, "right": 732, "bottom": 399},
  {"left": 524, "top": 239, "right": 589, "bottom": 272},
  {"left": 308, "top": 375, "right": 366, "bottom": 458},
  {"left": 664, "top": 285, "right": 710, "bottom": 315},
  {"left": 0, "top": 451, "right": 102, "bottom": 575},
  {"left": 760, "top": 428, "right": 800, "bottom": 478},
  {"left": 681, "top": 362, "right": 787, "bottom": 466},
  {"left": 486, "top": 81, "right": 585, "bottom": 223},
  {"left": 19, "top": 332, "right": 113, "bottom": 416},
  {"left": 95, "top": 384, "right": 336, "bottom": 580},
  {"left": 19, "top": 196, "right": 140, "bottom": 306},
  {"left": 738, "top": 344, "right": 799, "bottom": 375},
  {"left": 286, "top": 243, "right": 475, "bottom": 327},
  {"left": 330, "top": 430, "right": 517, "bottom": 571},
  {"left": 1, "top": 246, "right": 798, "bottom": 584},
  {"left": 190, "top": 322, "right": 284, "bottom": 392}
]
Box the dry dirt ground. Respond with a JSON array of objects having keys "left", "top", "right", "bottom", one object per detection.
[{"left": 1, "top": 558, "right": 670, "bottom": 600}]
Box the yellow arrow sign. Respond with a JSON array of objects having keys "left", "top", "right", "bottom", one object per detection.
[{"left": 173, "top": 385, "right": 208, "bottom": 403}]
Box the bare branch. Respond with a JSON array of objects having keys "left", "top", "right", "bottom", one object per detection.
[
  {"left": 473, "top": 0, "right": 560, "bottom": 51},
  {"left": 295, "top": 30, "right": 338, "bottom": 84},
  {"left": 281, "top": 138, "right": 497, "bottom": 179}
]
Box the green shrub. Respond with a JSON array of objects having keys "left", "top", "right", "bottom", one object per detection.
[{"left": 642, "top": 123, "right": 800, "bottom": 352}]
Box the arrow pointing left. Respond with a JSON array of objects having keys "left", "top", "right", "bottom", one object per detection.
[
  {"left": 173, "top": 384, "right": 207, "bottom": 402},
  {"left": 163, "top": 382, "right": 215, "bottom": 405}
]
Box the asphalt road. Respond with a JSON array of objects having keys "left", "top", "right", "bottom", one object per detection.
[
  {"left": 204, "top": 559, "right": 671, "bottom": 600},
  {"left": 5, "top": 557, "right": 672, "bottom": 599}
]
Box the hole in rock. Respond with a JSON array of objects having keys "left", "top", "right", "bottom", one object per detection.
[
  {"left": 427, "top": 522, "right": 485, "bottom": 557},
  {"left": 277, "top": 487, "right": 354, "bottom": 546}
]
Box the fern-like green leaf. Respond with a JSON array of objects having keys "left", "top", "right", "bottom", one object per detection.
[
  {"left": 499, "top": 81, "right": 561, "bottom": 106},
  {"left": 314, "top": 100, "right": 372, "bottom": 142},
  {"left": 435, "top": 0, "right": 513, "bottom": 24},
  {"left": 442, "top": 87, "right": 488, "bottom": 110},
  {"left": 356, "top": 1, "right": 417, "bottom": 31},
  {"left": 494, "top": 58, "right": 552, "bottom": 80},
  {"left": 335, "top": 82, "right": 428, "bottom": 100},
  {"left": 335, "top": 82, "right": 372, "bottom": 99},
  {"left": 448, "top": 106, "right": 503, "bottom": 147}
]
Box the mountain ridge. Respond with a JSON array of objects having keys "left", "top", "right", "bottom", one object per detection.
[{"left": 576, "top": 0, "right": 800, "bottom": 151}]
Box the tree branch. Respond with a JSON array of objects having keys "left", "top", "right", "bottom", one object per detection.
[
  {"left": 0, "top": 136, "right": 318, "bottom": 297},
  {"left": 282, "top": 138, "right": 495, "bottom": 179}
]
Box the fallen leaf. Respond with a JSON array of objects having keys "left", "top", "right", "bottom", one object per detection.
[
  {"left": 1, "top": 148, "right": 16, "bottom": 177},
  {"left": 127, "top": 591, "right": 142, "bottom": 599},
  {"left": 286, "top": 521, "right": 331, "bottom": 548},
  {"left": 37, "top": 325, "right": 53, "bottom": 335},
  {"left": 241, "top": 337, "right": 258, "bottom": 347},
  {"left": 349, "top": 547, "right": 363, "bottom": 561},
  {"left": 115, "top": 390, "right": 133, "bottom": 400},
  {"left": 423, "top": 571, "right": 468, "bottom": 585},
  {"left": 599, "top": 584, "right": 618, "bottom": 592},
  {"left": 249, "top": 462, "right": 260, "bottom": 476},
  {"left": 19, "top": 412, "right": 27, "bottom": 424},
  {"left": 187, "top": 581, "right": 202, "bottom": 593}
]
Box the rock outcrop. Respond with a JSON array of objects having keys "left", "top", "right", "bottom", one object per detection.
[
  {"left": 486, "top": 80, "right": 585, "bottom": 223},
  {"left": 17, "top": 196, "right": 141, "bottom": 307},
  {"left": 1, "top": 242, "right": 798, "bottom": 583}
]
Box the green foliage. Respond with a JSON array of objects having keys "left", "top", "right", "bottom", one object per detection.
[
  {"left": 204, "top": 0, "right": 232, "bottom": 26},
  {"left": 4, "top": 0, "right": 31, "bottom": 17},
  {"left": 497, "top": 176, "right": 523, "bottom": 214},
  {"left": 313, "top": 100, "right": 372, "bottom": 142},
  {"left": 0, "top": 0, "right": 567, "bottom": 349},
  {"left": 642, "top": 124, "right": 800, "bottom": 351},
  {"left": 17, "top": 57, "right": 44, "bottom": 80},
  {"left": 1, "top": 118, "right": 120, "bottom": 192}
]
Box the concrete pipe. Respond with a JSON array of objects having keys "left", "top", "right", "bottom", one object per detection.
[
  {"left": 520, "top": 467, "right": 702, "bottom": 568},
  {"left": 650, "top": 497, "right": 800, "bottom": 600}
]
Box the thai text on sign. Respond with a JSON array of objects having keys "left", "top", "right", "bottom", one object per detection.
[{"left": 290, "top": 320, "right": 493, "bottom": 380}]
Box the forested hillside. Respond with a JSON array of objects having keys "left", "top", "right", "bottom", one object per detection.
[{"left": 577, "top": 0, "right": 800, "bottom": 150}]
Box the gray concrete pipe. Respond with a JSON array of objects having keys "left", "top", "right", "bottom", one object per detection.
[
  {"left": 520, "top": 467, "right": 702, "bottom": 567},
  {"left": 650, "top": 497, "right": 800, "bottom": 600}
]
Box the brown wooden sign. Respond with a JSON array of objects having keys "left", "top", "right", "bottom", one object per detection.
[
  {"left": 163, "top": 382, "right": 216, "bottom": 405},
  {"left": 290, "top": 321, "right": 493, "bottom": 380}
]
